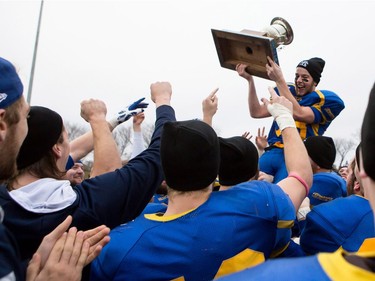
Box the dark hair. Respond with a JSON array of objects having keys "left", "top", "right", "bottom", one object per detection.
[
  {"left": 28, "top": 130, "right": 66, "bottom": 179},
  {"left": 7, "top": 129, "right": 66, "bottom": 190}
]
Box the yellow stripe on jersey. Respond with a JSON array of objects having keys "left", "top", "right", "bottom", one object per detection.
[
  {"left": 318, "top": 249, "right": 375, "bottom": 280},
  {"left": 277, "top": 220, "right": 294, "bottom": 228},
  {"left": 358, "top": 238, "right": 375, "bottom": 253},
  {"left": 295, "top": 121, "right": 307, "bottom": 139},
  {"left": 145, "top": 207, "right": 197, "bottom": 221},
  {"left": 214, "top": 248, "right": 265, "bottom": 279},
  {"left": 171, "top": 277, "right": 185, "bottom": 281},
  {"left": 312, "top": 89, "right": 327, "bottom": 124}
]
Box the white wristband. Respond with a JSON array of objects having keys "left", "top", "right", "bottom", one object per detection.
[
  {"left": 108, "top": 117, "right": 120, "bottom": 130},
  {"left": 267, "top": 103, "right": 296, "bottom": 131}
]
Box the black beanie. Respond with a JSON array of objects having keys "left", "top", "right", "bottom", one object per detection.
[
  {"left": 297, "top": 57, "right": 325, "bottom": 84},
  {"left": 17, "top": 106, "right": 63, "bottom": 170},
  {"left": 355, "top": 143, "right": 361, "bottom": 171},
  {"left": 160, "top": 120, "right": 220, "bottom": 191},
  {"left": 304, "top": 136, "right": 336, "bottom": 169},
  {"left": 361, "top": 83, "right": 375, "bottom": 181},
  {"left": 218, "top": 136, "right": 259, "bottom": 186}
]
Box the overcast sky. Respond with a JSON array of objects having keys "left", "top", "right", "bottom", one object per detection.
[{"left": 1, "top": 0, "right": 374, "bottom": 162}]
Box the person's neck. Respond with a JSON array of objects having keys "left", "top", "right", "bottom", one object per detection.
[
  {"left": 219, "top": 185, "right": 231, "bottom": 191},
  {"left": 9, "top": 173, "right": 41, "bottom": 190},
  {"left": 314, "top": 168, "right": 331, "bottom": 174},
  {"left": 164, "top": 188, "right": 212, "bottom": 216}
]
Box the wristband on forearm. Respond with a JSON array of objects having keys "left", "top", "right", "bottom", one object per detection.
[
  {"left": 288, "top": 172, "right": 309, "bottom": 197},
  {"left": 267, "top": 103, "right": 296, "bottom": 131}
]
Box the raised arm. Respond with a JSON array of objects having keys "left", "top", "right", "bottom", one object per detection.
[
  {"left": 236, "top": 64, "right": 271, "bottom": 118},
  {"left": 202, "top": 88, "right": 219, "bottom": 126},
  {"left": 265, "top": 57, "right": 315, "bottom": 123},
  {"left": 78, "top": 82, "right": 175, "bottom": 227},
  {"left": 263, "top": 87, "right": 313, "bottom": 212},
  {"left": 69, "top": 131, "right": 95, "bottom": 164},
  {"left": 130, "top": 112, "right": 145, "bottom": 159},
  {"left": 70, "top": 98, "right": 149, "bottom": 165},
  {"left": 80, "top": 99, "right": 122, "bottom": 177}
]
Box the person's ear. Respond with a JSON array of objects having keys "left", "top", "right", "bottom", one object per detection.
[
  {"left": 52, "top": 143, "right": 62, "bottom": 158},
  {"left": 353, "top": 180, "right": 361, "bottom": 192},
  {"left": 0, "top": 109, "right": 8, "bottom": 142}
]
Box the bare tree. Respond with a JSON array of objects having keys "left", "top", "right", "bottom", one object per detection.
[
  {"left": 113, "top": 125, "right": 132, "bottom": 159},
  {"left": 64, "top": 121, "right": 88, "bottom": 141},
  {"left": 112, "top": 121, "right": 155, "bottom": 161},
  {"left": 64, "top": 120, "right": 156, "bottom": 167},
  {"left": 334, "top": 137, "right": 357, "bottom": 168},
  {"left": 64, "top": 121, "right": 93, "bottom": 171}
]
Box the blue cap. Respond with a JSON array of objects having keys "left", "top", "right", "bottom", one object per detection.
[
  {"left": 65, "top": 155, "right": 83, "bottom": 170},
  {"left": 65, "top": 155, "right": 75, "bottom": 170},
  {"left": 0, "top": 57, "right": 23, "bottom": 109}
]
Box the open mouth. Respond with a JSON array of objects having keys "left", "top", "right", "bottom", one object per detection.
[{"left": 296, "top": 85, "right": 305, "bottom": 94}]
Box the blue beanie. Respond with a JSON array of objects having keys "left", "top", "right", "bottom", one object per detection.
[{"left": 0, "top": 57, "right": 23, "bottom": 109}]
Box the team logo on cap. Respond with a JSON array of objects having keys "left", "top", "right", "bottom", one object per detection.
[
  {"left": 298, "top": 60, "right": 309, "bottom": 67},
  {"left": 0, "top": 93, "right": 8, "bottom": 104}
]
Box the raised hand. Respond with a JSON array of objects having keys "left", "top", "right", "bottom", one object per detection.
[
  {"left": 150, "top": 82, "right": 172, "bottom": 107},
  {"left": 262, "top": 87, "right": 295, "bottom": 132},
  {"left": 241, "top": 131, "right": 253, "bottom": 141},
  {"left": 109, "top": 97, "right": 148, "bottom": 128},
  {"left": 202, "top": 88, "right": 219, "bottom": 126},
  {"left": 235, "top": 63, "right": 253, "bottom": 81},
  {"left": 265, "top": 56, "right": 285, "bottom": 83},
  {"left": 80, "top": 99, "right": 107, "bottom": 123},
  {"left": 255, "top": 126, "right": 268, "bottom": 151}
]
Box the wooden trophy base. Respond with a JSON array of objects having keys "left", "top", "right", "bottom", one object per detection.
[{"left": 211, "top": 29, "right": 279, "bottom": 80}]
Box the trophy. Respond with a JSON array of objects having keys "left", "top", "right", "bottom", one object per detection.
[{"left": 211, "top": 17, "right": 294, "bottom": 80}]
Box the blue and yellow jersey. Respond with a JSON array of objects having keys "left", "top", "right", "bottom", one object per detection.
[
  {"left": 300, "top": 195, "right": 374, "bottom": 255},
  {"left": 91, "top": 181, "right": 295, "bottom": 281},
  {"left": 359, "top": 237, "right": 375, "bottom": 253},
  {"left": 268, "top": 84, "right": 345, "bottom": 148},
  {"left": 308, "top": 172, "right": 347, "bottom": 207},
  {"left": 217, "top": 248, "right": 375, "bottom": 280}
]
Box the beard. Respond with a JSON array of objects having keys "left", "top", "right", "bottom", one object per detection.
[{"left": 0, "top": 134, "right": 19, "bottom": 182}]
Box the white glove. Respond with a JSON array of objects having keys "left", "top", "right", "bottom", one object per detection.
[{"left": 108, "top": 97, "right": 148, "bottom": 129}]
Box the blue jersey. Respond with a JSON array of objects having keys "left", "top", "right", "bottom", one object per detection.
[
  {"left": 308, "top": 172, "right": 347, "bottom": 207},
  {"left": 268, "top": 84, "right": 345, "bottom": 148},
  {"left": 300, "top": 195, "right": 374, "bottom": 254},
  {"left": 91, "top": 181, "right": 295, "bottom": 281},
  {"left": 217, "top": 248, "right": 375, "bottom": 281},
  {"left": 140, "top": 202, "right": 168, "bottom": 216},
  {"left": 259, "top": 85, "right": 344, "bottom": 183},
  {"left": 152, "top": 193, "right": 168, "bottom": 204}
]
